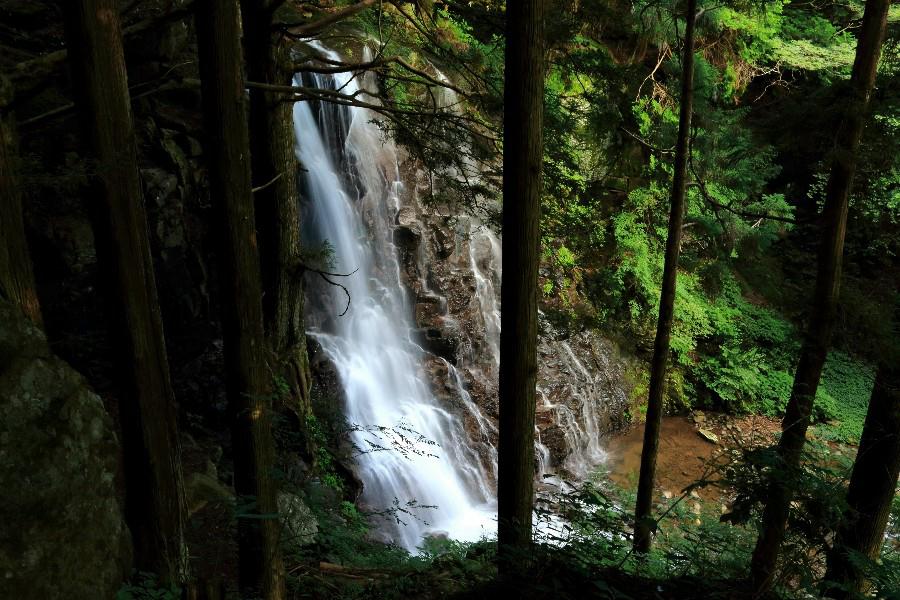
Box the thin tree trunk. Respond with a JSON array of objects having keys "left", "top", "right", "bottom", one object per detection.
[
  {"left": 61, "top": 0, "right": 187, "bottom": 582},
  {"left": 241, "top": 0, "right": 313, "bottom": 448},
  {"left": 497, "top": 0, "right": 544, "bottom": 559},
  {"left": 823, "top": 362, "right": 900, "bottom": 598},
  {"left": 195, "top": 1, "right": 286, "bottom": 598},
  {"left": 632, "top": 0, "right": 696, "bottom": 555},
  {"left": 0, "top": 79, "right": 43, "bottom": 326},
  {"left": 749, "top": 0, "right": 890, "bottom": 593}
]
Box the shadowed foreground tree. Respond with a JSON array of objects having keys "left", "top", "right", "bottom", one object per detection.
[
  {"left": 241, "top": 0, "right": 313, "bottom": 448},
  {"left": 633, "top": 0, "right": 697, "bottom": 555},
  {"left": 749, "top": 0, "right": 891, "bottom": 593},
  {"left": 823, "top": 352, "right": 900, "bottom": 597},
  {"left": 61, "top": 0, "right": 187, "bottom": 583},
  {"left": 195, "top": 0, "right": 286, "bottom": 597},
  {"left": 0, "top": 76, "right": 42, "bottom": 326},
  {"left": 498, "top": 0, "right": 545, "bottom": 560}
]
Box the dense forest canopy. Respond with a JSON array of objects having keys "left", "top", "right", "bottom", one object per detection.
[{"left": 0, "top": 0, "right": 898, "bottom": 599}]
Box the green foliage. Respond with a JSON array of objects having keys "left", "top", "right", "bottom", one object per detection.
[
  {"left": 300, "top": 240, "right": 337, "bottom": 271},
  {"left": 306, "top": 413, "right": 344, "bottom": 491},
  {"left": 536, "top": 478, "right": 759, "bottom": 587},
  {"left": 712, "top": 1, "right": 857, "bottom": 78},
  {"left": 116, "top": 573, "right": 180, "bottom": 600},
  {"left": 720, "top": 440, "right": 861, "bottom": 594},
  {"left": 290, "top": 478, "right": 496, "bottom": 599},
  {"left": 814, "top": 352, "right": 875, "bottom": 443},
  {"left": 527, "top": 0, "right": 891, "bottom": 435}
]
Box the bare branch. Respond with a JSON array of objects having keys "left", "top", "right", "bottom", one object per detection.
[
  {"left": 292, "top": 52, "right": 468, "bottom": 97},
  {"left": 9, "top": 1, "right": 196, "bottom": 99},
  {"left": 296, "top": 265, "right": 359, "bottom": 317},
  {"left": 292, "top": 57, "right": 385, "bottom": 75},
  {"left": 279, "top": 0, "right": 378, "bottom": 36},
  {"left": 240, "top": 79, "right": 494, "bottom": 136},
  {"left": 619, "top": 126, "right": 675, "bottom": 155},
  {"left": 251, "top": 171, "right": 285, "bottom": 193},
  {"left": 687, "top": 176, "right": 802, "bottom": 226},
  {"left": 19, "top": 77, "right": 184, "bottom": 128}
]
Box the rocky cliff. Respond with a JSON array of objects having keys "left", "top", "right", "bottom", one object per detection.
[{"left": 393, "top": 156, "right": 633, "bottom": 482}]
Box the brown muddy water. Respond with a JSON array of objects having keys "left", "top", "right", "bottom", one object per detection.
[
  {"left": 604, "top": 413, "right": 783, "bottom": 503},
  {"left": 605, "top": 416, "right": 721, "bottom": 499}
]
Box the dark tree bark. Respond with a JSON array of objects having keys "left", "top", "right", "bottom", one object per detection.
[
  {"left": 195, "top": 1, "right": 286, "bottom": 597},
  {"left": 61, "top": 0, "right": 187, "bottom": 582},
  {"left": 749, "top": 0, "right": 890, "bottom": 592},
  {"left": 823, "top": 362, "right": 900, "bottom": 598},
  {"left": 633, "top": 0, "right": 696, "bottom": 555},
  {"left": 498, "top": 0, "right": 544, "bottom": 557},
  {"left": 0, "top": 78, "right": 43, "bottom": 326},
  {"left": 241, "top": 0, "right": 313, "bottom": 445}
]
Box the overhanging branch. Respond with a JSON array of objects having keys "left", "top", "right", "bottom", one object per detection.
[
  {"left": 241, "top": 79, "right": 493, "bottom": 137},
  {"left": 279, "top": 0, "right": 378, "bottom": 37},
  {"left": 296, "top": 265, "right": 359, "bottom": 317},
  {"left": 687, "top": 176, "right": 802, "bottom": 226},
  {"left": 292, "top": 53, "right": 468, "bottom": 97}
]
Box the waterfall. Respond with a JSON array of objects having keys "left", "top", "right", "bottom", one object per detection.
[
  {"left": 294, "top": 45, "right": 496, "bottom": 551},
  {"left": 466, "top": 225, "right": 502, "bottom": 369}
]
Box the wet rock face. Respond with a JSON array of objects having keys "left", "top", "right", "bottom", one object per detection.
[
  {"left": 536, "top": 323, "right": 631, "bottom": 477},
  {"left": 394, "top": 165, "right": 500, "bottom": 389},
  {"left": 391, "top": 157, "right": 633, "bottom": 480},
  {"left": 0, "top": 302, "right": 131, "bottom": 599}
]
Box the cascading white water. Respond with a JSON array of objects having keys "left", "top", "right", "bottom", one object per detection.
[
  {"left": 421, "top": 68, "right": 614, "bottom": 493},
  {"left": 534, "top": 339, "right": 609, "bottom": 478},
  {"left": 294, "top": 46, "right": 496, "bottom": 551},
  {"left": 467, "top": 226, "right": 502, "bottom": 369}
]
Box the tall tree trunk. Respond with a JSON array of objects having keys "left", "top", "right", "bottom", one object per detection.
[
  {"left": 241, "top": 0, "right": 313, "bottom": 449},
  {"left": 61, "top": 0, "right": 187, "bottom": 583},
  {"left": 632, "top": 0, "right": 696, "bottom": 555},
  {"left": 498, "top": 0, "right": 545, "bottom": 558},
  {"left": 823, "top": 361, "right": 900, "bottom": 598},
  {"left": 195, "top": 1, "right": 286, "bottom": 598},
  {"left": 0, "top": 78, "right": 43, "bottom": 326},
  {"left": 749, "top": 0, "right": 890, "bottom": 593}
]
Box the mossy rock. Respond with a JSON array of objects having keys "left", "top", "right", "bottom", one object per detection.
[{"left": 0, "top": 302, "right": 131, "bottom": 599}]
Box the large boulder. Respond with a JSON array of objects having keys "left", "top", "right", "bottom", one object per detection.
[
  {"left": 278, "top": 493, "right": 318, "bottom": 547},
  {"left": 0, "top": 301, "right": 131, "bottom": 599}
]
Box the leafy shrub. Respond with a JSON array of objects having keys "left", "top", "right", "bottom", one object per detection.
[
  {"left": 814, "top": 352, "right": 875, "bottom": 443},
  {"left": 116, "top": 573, "right": 180, "bottom": 600}
]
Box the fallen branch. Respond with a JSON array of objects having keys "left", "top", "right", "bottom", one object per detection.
[
  {"left": 318, "top": 561, "right": 390, "bottom": 578},
  {"left": 287, "top": 561, "right": 395, "bottom": 580}
]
